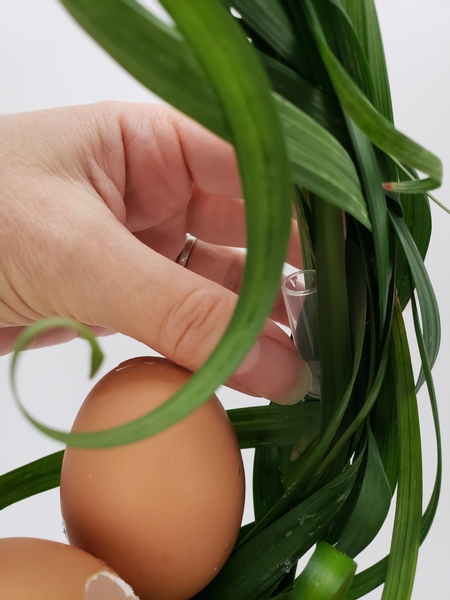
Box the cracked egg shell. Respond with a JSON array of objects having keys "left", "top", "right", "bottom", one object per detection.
[
  {"left": 60, "top": 357, "right": 245, "bottom": 600},
  {"left": 0, "top": 537, "right": 138, "bottom": 599}
]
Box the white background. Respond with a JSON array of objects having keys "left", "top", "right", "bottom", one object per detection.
[{"left": 0, "top": 1, "right": 448, "bottom": 598}]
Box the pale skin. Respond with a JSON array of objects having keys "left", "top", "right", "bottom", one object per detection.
[{"left": 0, "top": 102, "right": 311, "bottom": 404}]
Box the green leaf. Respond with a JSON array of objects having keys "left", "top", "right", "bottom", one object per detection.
[
  {"left": 61, "top": 0, "right": 370, "bottom": 228},
  {"left": 394, "top": 168, "right": 432, "bottom": 309},
  {"left": 348, "top": 300, "right": 442, "bottom": 598},
  {"left": 19, "top": 0, "right": 292, "bottom": 448},
  {"left": 342, "top": 0, "right": 394, "bottom": 121},
  {"left": 239, "top": 240, "right": 367, "bottom": 545},
  {"left": 389, "top": 210, "right": 440, "bottom": 387},
  {"left": 382, "top": 305, "right": 422, "bottom": 600},
  {"left": 259, "top": 52, "right": 347, "bottom": 143},
  {"left": 277, "top": 98, "right": 370, "bottom": 228},
  {"left": 410, "top": 295, "right": 442, "bottom": 543},
  {"left": 10, "top": 317, "right": 104, "bottom": 379},
  {"left": 370, "top": 357, "right": 399, "bottom": 493},
  {"left": 304, "top": 0, "right": 442, "bottom": 192},
  {"left": 197, "top": 457, "right": 361, "bottom": 600},
  {"left": 346, "top": 118, "right": 391, "bottom": 325},
  {"left": 61, "top": 0, "right": 230, "bottom": 140},
  {"left": 253, "top": 446, "right": 285, "bottom": 523},
  {"left": 222, "top": 0, "right": 314, "bottom": 76},
  {"left": 228, "top": 403, "right": 320, "bottom": 449},
  {"left": 0, "top": 451, "right": 64, "bottom": 510},
  {"left": 289, "top": 542, "right": 356, "bottom": 599},
  {"left": 313, "top": 0, "right": 376, "bottom": 106},
  {"left": 335, "top": 426, "right": 392, "bottom": 558}
]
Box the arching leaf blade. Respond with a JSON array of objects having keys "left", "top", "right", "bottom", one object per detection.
[
  {"left": 197, "top": 457, "right": 362, "bottom": 599},
  {"left": 304, "top": 0, "right": 442, "bottom": 192},
  {"left": 278, "top": 97, "right": 369, "bottom": 228},
  {"left": 19, "top": 0, "right": 292, "bottom": 448},
  {"left": 342, "top": 0, "right": 393, "bottom": 122},
  {"left": 0, "top": 451, "right": 64, "bottom": 510},
  {"left": 389, "top": 210, "right": 440, "bottom": 387},
  {"left": 61, "top": 0, "right": 369, "bottom": 228},
  {"left": 346, "top": 118, "right": 390, "bottom": 325},
  {"left": 60, "top": 0, "right": 230, "bottom": 140},
  {"left": 335, "top": 426, "right": 392, "bottom": 559},
  {"left": 381, "top": 306, "right": 422, "bottom": 599}
]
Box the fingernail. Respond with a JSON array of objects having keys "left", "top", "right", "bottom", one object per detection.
[{"left": 233, "top": 336, "right": 312, "bottom": 405}]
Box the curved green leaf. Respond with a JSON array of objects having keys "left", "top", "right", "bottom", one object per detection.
[
  {"left": 335, "top": 426, "right": 391, "bottom": 558},
  {"left": 0, "top": 402, "right": 320, "bottom": 509},
  {"left": 259, "top": 53, "right": 347, "bottom": 143},
  {"left": 304, "top": 0, "right": 442, "bottom": 192},
  {"left": 221, "top": 0, "right": 309, "bottom": 74},
  {"left": 346, "top": 119, "right": 390, "bottom": 326},
  {"left": 60, "top": 0, "right": 230, "bottom": 139},
  {"left": 61, "top": 0, "right": 369, "bottom": 227},
  {"left": 342, "top": 0, "right": 394, "bottom": 122},
  {"left": 382, "top": 306, "right": 422, "bottom": 600},
  {"left": 197, "top": 458, "right": 361, "bottom": 600},
  {"left": 21, "top": 0, "right": 291, "bottom": 448},
  {"left": 239, "top": 242, "right": 367, "bottom": 547},
  {"left": 348, "top": 298, "right": 442, "bottom": 599},
  {"left": 389, "top": 210, "right": 440, "bottom": 387},
  {"left": 394, "top": 167, "right": 432, "bottom": 309},
  {"left": 278, "top": 98, "right": 369, "bottom": 227}
]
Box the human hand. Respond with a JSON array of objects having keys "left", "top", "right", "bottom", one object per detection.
[{"left": 0, "top": 102, "right": 311, "bottom": 403}]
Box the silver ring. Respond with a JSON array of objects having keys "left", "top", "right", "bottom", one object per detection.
[{"left": 176, "top": 234, "right": 197, "bottom": 267}]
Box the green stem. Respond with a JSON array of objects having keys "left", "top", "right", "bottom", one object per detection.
[{"left": 314, "top": 198, "right": 352, "bottom": 435}]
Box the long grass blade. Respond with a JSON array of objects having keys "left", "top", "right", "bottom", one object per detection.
[
  {"left": 61, "top": 0, "right": 370, "bottom": 228},
  {"left": 0, "top": 402, "right": 320, "bottom": 510},
  {"left": 394, "top": 170, "right": 432, "bottom": 309},
  {"left": 16, "top": 0, "right": 292, "bottom": 448},
  {"left": 277, "top": 99, "right": 369, "bottom": 227},
  {"left": 335, "top": 426, "right": 391, "bottom": 558},
  {"left": 304, "top": 0, "right": 442, "bottom": 192},
  {"left": 253, "top": 446, "right": 285, "bottom": 523},
  {"left": 348, "top": 297, "right": 440, "bottom": 599},
  {"left": 342, "top": 0, "right": 393, "bottom": 121},
  {"left": 229, "top": 403, "right": 320, "bottom": 449},
  {"left": 389, "top": 210, "right": 440, "bottom": 387},
  {"left": 196, "top": 456, "right": 362, "bottom": 599},
  {"left": 346, "top": 118, "right": 390, "bottom": 325},
  {"left": 0, "top": 451, "right": 64, "bottom": 510},
  {"left": 238, "top": 242, "right": 366, "bottom": 546},
  {"left": 259, "top": 53, "right": 347, "bottom": 144},
  {"left": 381, "top": 305, "right": 422, "bottom": 599}
]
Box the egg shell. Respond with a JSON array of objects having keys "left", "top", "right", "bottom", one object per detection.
[
  {"left": 0, "top": 537, "right": 137, "bottom": 599},
  {"left": 60, "top": 357, "right": 245, "bottom": 600}
]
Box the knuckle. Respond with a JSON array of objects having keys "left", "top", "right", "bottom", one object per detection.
[{"left": 158, "top": 287, "right": 228, "bottom": 366}]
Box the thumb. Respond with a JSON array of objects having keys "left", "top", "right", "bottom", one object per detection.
[{"left": 54, "top": 215, "right": 311, "bottom": 406}]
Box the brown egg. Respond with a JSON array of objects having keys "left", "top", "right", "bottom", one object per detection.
[
  {"left": 60, "top": 357, "right": 245, "bottom": 600},
  {"left": 0, "top": 537, "right": 138, "bottom": 599}
]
